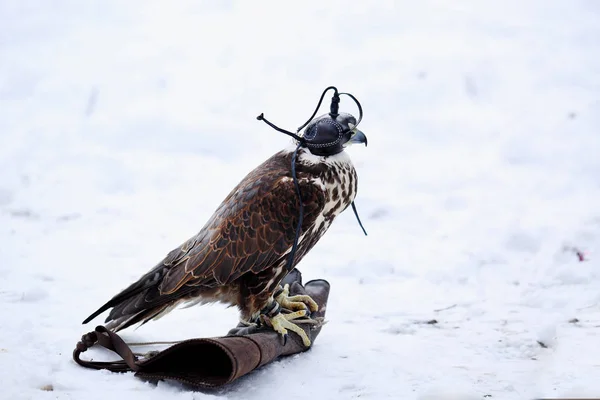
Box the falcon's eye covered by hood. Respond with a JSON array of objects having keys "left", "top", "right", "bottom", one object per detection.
[
  {"left": 256, "top": 85, "right": 367, "bottom": 158},
  {"left": 302, "top": 113, "right": 367, "bottom": 156}
]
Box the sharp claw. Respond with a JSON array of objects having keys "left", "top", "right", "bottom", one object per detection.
[{"left": 283, "top": 333, "right": 288, "bottom": 346}]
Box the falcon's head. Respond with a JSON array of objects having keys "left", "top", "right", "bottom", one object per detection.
[{"left": 302, "top": 113, "right": 367, "bottom": 157}]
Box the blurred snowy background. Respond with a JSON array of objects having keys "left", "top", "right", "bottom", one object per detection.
[{"left": 1, "top": 1, "right": 600, "bottom": 399}]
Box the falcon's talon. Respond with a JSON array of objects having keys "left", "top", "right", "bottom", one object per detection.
[
  {"left": 264, "top": 312, "right": 312, "bottom": 347},
  {"left": 282, "top": 309, "right": 309, "bottom": 320},
  {"left": 275, "top": 284, "right": 319, "bottom": 313}
]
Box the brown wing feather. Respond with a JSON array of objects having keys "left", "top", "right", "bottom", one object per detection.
[{"left": 159, "top": 154, "right": 325, "bottom": 294}]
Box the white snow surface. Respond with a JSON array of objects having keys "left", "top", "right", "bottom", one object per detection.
[{"left": 2, "top": 1, "right": 600, "bottom": 399}]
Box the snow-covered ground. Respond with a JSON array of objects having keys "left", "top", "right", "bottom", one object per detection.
[{"left": 2, "top": 1, "right": 600, "bottom": 399}]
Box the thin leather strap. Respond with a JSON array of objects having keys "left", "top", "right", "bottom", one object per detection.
[{"left": 73, "top": 326, "right": 139, "bottom": 372}]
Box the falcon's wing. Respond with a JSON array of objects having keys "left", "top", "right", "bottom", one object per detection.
[
  {"left": 158, "top": 162, "right": 326, "bottom": 294},
  {"left": 82, "top": 153, "right": 326, "bottom": 328}
]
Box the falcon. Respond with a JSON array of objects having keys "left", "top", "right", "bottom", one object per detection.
[{"left": 83, "top": 95, "right": 367, "bottom": 347}]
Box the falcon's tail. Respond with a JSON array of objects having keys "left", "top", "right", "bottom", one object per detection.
[{"left": 82, "top": 265, "right": 188, "bottom": 332}]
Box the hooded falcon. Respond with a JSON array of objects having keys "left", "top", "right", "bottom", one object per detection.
[{"left": 83, "top": 93, "right": 367, "bottom": 347}]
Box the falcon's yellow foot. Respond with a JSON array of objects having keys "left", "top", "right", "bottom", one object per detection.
[
  {"left": 275, "top": 284, "right": 319, "bottom": 313},
  {"left": 263, "top": 311, "right": 312, "bottom": 347}
]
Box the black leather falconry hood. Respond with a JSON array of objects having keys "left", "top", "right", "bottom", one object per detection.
[{"left": 256, "top": 86, "right": 367, "bottom": 157}]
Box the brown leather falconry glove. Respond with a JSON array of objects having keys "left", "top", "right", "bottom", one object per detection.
[{"left": 73, "top": 269, "right": 330, "bottom": 389}]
